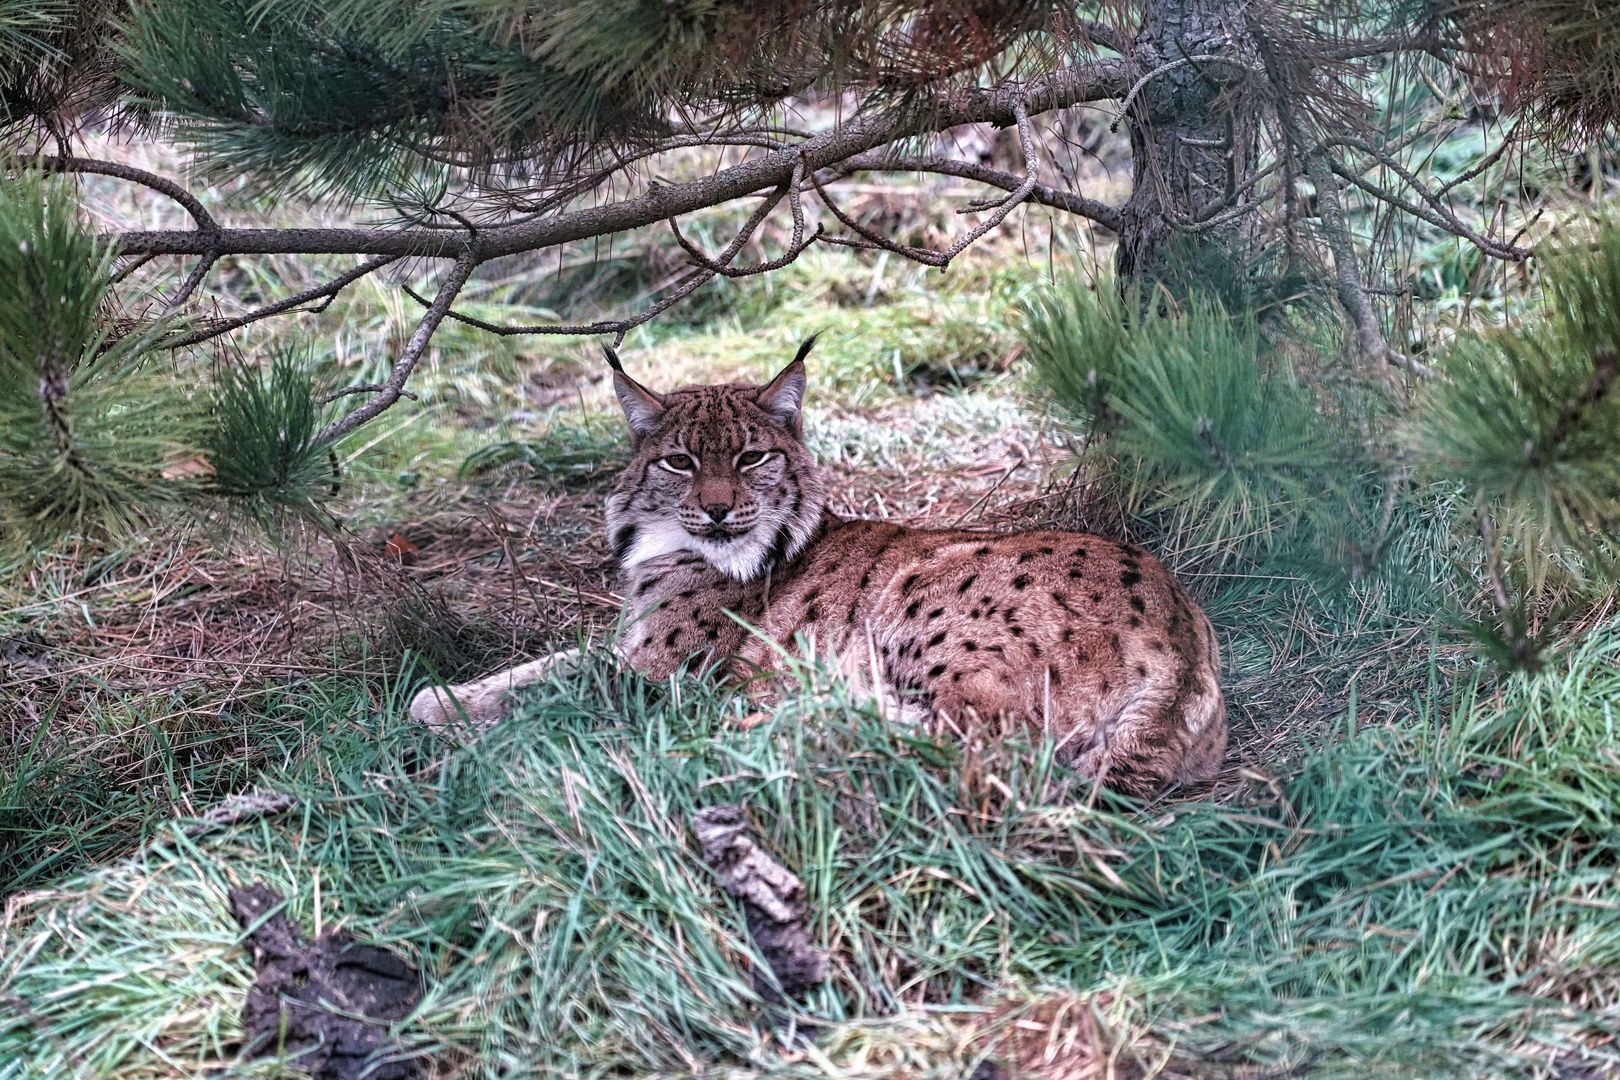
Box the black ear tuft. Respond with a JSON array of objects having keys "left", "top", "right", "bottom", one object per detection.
[
  {"left": 601, "top": 343, "right": 625, "bottom": 373},
  {"left": 793, "top": 335, "right": 819, "bottom": 366}
]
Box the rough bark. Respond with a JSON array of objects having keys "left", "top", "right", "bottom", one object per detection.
[{"left": 1114, "top": 0, "right": 1265, "bottom": 287}]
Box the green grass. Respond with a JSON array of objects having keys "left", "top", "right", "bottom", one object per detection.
[{"left": 4, "top": 621, "right": 1620, "bottom": 1078}]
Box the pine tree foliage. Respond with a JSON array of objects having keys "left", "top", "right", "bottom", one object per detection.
[
  {"left": 120, "top": 0, "right": 1074, "bottom": 196},
  {"left": 1466, "top": 0, "right": 1620, "bottom": 139},
  {"left": 205, "top": 350, "right": 339, "bottom": 530},
  {"left": 1026, "top": 226, "right": 1620, "bottom": 671},
  {"left": 0, "top": 171, "right": 347, "bottom": 550},
  {"left": 0, "top": 170, "right": 200, "bottom": 550},
  {"left": 1025, "top": 279, "right": 1347, "bottom": 553},
  {"left": 0, "top": 0, "right": 126, "bottom": 144},
  {"left": 1408, "top": 226, "right": 1620, "bottom": 662}
]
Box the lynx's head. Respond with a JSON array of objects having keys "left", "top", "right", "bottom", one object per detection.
[{"left": 603, "top": 339, "right": 827, "bottom": 582}]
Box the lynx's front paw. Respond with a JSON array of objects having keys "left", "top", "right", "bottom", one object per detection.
[{"left": 407, "top": 650, "right": 581, "bottom": 733}]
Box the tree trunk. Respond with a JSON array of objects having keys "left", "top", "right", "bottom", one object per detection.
[{"left": 1114, "top": 0, "right": 1263, "bottom": 289}]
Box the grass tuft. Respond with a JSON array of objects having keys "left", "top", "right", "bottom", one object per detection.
[{"left": 5, "top": 620, "right": 1620, "bottom": 1078}]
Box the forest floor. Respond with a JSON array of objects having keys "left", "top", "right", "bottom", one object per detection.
[{"left": 5, "top": 144, "right": 1620, "bottom": 1079}]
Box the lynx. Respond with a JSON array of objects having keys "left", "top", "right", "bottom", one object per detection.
[{"left": 411, "top": 340, "right": 1226, "bottom": 798}]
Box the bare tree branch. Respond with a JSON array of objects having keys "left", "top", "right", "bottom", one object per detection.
[
  {"left": 314, "top": 247, "right": 478, "bottom": 445},
  {"left": 317, "top": 383, "right": 418, "bottom": 405},
  {"left": 25, "top": 155, "right": 220, "bottom": 233},
  {"left": 99, "top": 62, "right": 1130, "bottom": 260},
  {"left": 1327, "top": 140, "right": 1532, "bottom": 260},
  {"left": 836, "top": 152, "right": 1124, "bottom": 233},
  {"left": 405, "top": 269, "right": 718, "bottom": 345},
  {"left": 164, "top": 254, "right": 402, "bottom": 350},
  {"left": 167, "top": 250, "right": 219, "bottom": 309},
  {"left": 1304, "top": 145, "right": 1430, "bottom": 377}
]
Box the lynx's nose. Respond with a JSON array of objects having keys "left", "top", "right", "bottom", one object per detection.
[{"left": 703, "top": 502, "right": 732, "bottom": 524}]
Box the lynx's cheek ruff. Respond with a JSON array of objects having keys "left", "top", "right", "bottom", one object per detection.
[{"left": 413, "top": 338, "right": 1227, "bottom": 800}]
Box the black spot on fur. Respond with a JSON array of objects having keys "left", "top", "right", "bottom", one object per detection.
[
  {"left": 707, "top": 628, "right": 720, "bottom": 640},
  {"left": 1073, "top": 546, "right": 1088, "bottom": 559},
  {"left": 1017, "top": 552, "right": 1036, "bottom": 564},
  {"left": 902, "top": 573, "right": 922, "bottom": 595},
  {"left": 952, "top": 672, "right": 962, "bottom": 682},
  {"left": 1136, "top": 664, "right": 1148, "bottom": 677},
  {"left": 1011, "top": 626, "right": 1024, "bottom": 637},
  {"left": 905, "top": 600, "right": 921, "bottom": 618},
  {"left": 1029, "top": 642, "right": 1043, "bottom": 659},
  {"left": 637, "top": 576, "right": 665, "bottom": 596},
  {"left": 1050, "top": 669, "right": 1062, "bottom": 686},
  {"left": 957, "top": 574, "right": 978, "bottom": 594},
  {"left": 612, "top": 525, "right": 638, "bottom": 562},
  {"left": 806, "top": 605, "right": 820, "bottom": 622},
  {"left": 1130, "top": 616, "right": 1142, "bottom": 627},
  {"left": 679, "top": 589, "right": 696, "bottom": 599},
  {"left": 975, "top": 545, "right": 992, "bottom": 556},
  {"left": 860, "top": 572, "right": 871, "bottom": 588},
  {"left": 963, "top": 641, "right": 978, "bottom": 652},
  {"left": 928, "top": 632, "right": 947, "bottom": 647},
  {"left": 665, "top": 629, "right": 680, "bottom": 647},
  {"left": 1069, "top": 568, "right": 1084, "bottom": 579},
  {"left": 1039, "top": 546, "right": 1053, "bottom": 555},
  {"left": 928, "top": 607, "right": 945, "bottom": 619},
  {"left": 1091, "top": 592, "right": 1103, "bottom": 603},
  {"left": 1130, "top": 596, "right": 1146, "bottom": 613},
  {"left": 929, "top": 663, "right": 948, "bottom": 678},
  {"left": 1153, "top": 640, "right": 1166, "bottom": 651},
  {"left": 1121, "top": 570, "right": 1142, "bottom": 588},
  {"left": 1012, "top": 575, "right": 1030, "bottom": 589}
]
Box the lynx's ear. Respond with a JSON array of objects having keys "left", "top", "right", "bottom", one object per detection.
[
  {"left": 756, "top": 336, "right": 814, "bottom": 439},
  {"left": 604, "top": 345, "right": 665, "bottom": 445}
]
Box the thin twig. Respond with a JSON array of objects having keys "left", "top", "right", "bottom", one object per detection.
[
  {"left": 403, "top": 268, "right": 717, "bottom": 343},
  {"left": 838, "top": 152, "right": 1123, "bottom": 233},
  {"left": 163, "top": 254, "right": 402, "bottom": 350},
  {"left": 317, "top": 383, "right": 419, "bottom": 404},
  {"left": 23, "top": 154, "right": 220, "bottom": 232},
  {"left": 670, "top": 157, "right": 827, "bottom": 276},
  {"left": 314, "top": 246, "right": 479, "bottom": 445},
  {"left": 814, "top": 98, "right": 1042, "bottom": 269},
  {"left": 1112, "top": 55, "right": 1264, "bottom": 132},
  {"left": 1327, "top": 139, "right": 1532, "bottom": 260}
]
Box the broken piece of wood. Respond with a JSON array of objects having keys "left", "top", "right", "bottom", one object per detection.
[{"left": 691, "top": 804, "right": 828, "bottom": 1005}]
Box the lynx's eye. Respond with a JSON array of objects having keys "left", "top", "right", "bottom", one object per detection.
[
  {"left": 736, "top": 450, "right": 768, "bottom": 469},
  {"left": 658, "top": 454, "right": 695, "bottom": 473}
]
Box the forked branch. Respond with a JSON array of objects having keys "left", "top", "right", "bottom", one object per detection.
[
  {"left": 815, "top": 99, "right": 1042, "bottom": 269},
  {"left": 314, "top": 246, "right": 478, "bottom": 445}
]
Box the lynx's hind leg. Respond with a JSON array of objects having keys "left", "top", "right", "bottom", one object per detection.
[{"left": 409, "top": 648, "right": 582, "bottom": 732}]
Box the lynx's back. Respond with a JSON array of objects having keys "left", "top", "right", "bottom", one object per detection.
[{"left": 414, "top": 343, "right": 1226, "bottom": 799}]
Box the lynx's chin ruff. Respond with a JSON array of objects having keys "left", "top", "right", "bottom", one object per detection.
[{"left": 412, "top": 340, "right": 1227, "bottom": 799}]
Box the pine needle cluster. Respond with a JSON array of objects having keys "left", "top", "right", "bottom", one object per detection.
[
  {"left": 117, "top": 0, "right": 1076, "bottom": 198},
  {"left": 1025, "top": 280, "right": 1357, "bottom": 557},
  {"left": 1025, "top": 230, "right": 1620, "bottom": 671},
  {"left": 0, "top": 171, "right": 344, "bottom": 554},
  {"left": 0, "top": 170, "right": 201, "bottom": 550}
]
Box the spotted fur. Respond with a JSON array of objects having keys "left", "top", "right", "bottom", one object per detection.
[{"left": 413, "top": 344, "right": 1227, "bottom": 799}]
